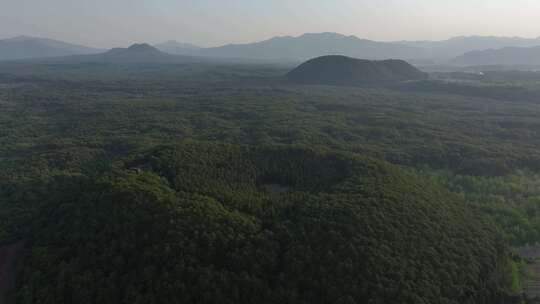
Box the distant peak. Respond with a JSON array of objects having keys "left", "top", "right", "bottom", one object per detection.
[{"left": 127, "top": 43, "right": 158, "bottom": 51}]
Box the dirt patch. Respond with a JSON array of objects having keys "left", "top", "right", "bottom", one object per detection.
[
  {"left": 518, "top": 246, "right": 540, "bottom": 260},
  {"left": 0, "top": 241, "right": 24, "bottom": 303},
  {"left": 526, "top": 261, "right": 540, "bottom": 300},
  {"left": 515, "top": 246, "right": 540, "bottom": 300}
]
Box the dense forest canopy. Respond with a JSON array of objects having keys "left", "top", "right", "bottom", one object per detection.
[
  {"left": 4, "top": 143, "right": 507, "bottom": 303},
  {"left": 1, "top": 62, "right": 540, "bottom": 303}
]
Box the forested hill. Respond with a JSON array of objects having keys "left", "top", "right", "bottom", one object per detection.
[
  {"left": 6, "top": 142, "right": 508, "bottom": 304},
  {"left": 286, "top": 56, "right": 428, "bottom": 86}
]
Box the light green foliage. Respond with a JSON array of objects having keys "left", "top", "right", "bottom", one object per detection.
[{"left": 423, "top": 170, "right": 540, "bottom": 246}]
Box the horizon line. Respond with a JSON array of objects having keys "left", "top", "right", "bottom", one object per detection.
[{"left": 2, "top": 32, "right": 540, "bottom": 50}]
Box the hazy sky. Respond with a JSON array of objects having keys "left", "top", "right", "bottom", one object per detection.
[{"left": 2, "top": 0, "right": 540, "bottom": 48}]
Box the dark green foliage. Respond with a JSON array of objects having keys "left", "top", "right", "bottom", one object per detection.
[
  {"left": 1, "top": 62, "right": 538, "bottom": 302},
  {"left": 14, "top": 143, "right": 507, "bottom": 304},
  {"left": 286, "top": 56, "right": 428, "bottom": 86}
]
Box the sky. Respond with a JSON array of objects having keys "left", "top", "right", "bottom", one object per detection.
[{"left": 1, "top": 0, "right": 540, "bottom": 48}]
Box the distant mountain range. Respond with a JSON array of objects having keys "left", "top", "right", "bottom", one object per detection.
[
  {"left": 188, "top": 33, "right": 423, "bottom": 62},
  {"left": 2, "top": 33, "right": 540, "bottom": 64},
  {"left": 184, "top": 33, "right": 540, "bottom": 62},
  {"left": 0, "top": 36, "right": 102, "bottom": 61},
  {"left": 286, "top": 55, "right": 428, "bottom": 86},
  {"left": 177, "top": 33, "right": 540, "bottom": 63},
  {"left": 453, "top": 46, "right": 540, "bottom": 66}
]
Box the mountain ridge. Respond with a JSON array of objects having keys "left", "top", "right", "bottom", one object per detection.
[
  {"left": 191, "top": 32, "right": 425, "bottom": 62},
  {"left": 4, "top": 33, "right": 540, "bottom": 63},
  {"left": 187, "top": 33, "right": 540, "bottom": 62}
]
